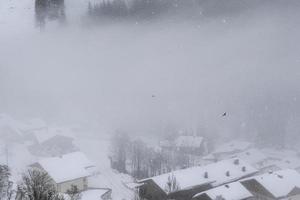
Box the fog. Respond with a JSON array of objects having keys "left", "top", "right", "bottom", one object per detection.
[{"left": 1, "top": 0, "right": 300, "bottom": 146}]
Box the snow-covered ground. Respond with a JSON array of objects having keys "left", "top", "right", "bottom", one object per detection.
[
  {"left": 0, "top": 114, "right": 134, "bottom": 200},
  {"left": 74, "top": 138, "right": 134, "bottom": 200}
]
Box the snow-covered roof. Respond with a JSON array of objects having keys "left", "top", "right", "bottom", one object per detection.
[
  {"left": 139, "top": 158, "right": 257, "bottom": 193},
  {"left": 259, "top": 149, "right": 300, "bottom": 171},
  {"left": 175, "top": 136, "right": 204, "bottom": 148},
  {"left": 226, "top": 148, "right": 271, "bottom": 170},
  {"left": 194, "top": 181, "right": 253, "bottom": 200},
  {"left": 202, "top": 154, "right": 216, "bottom": 161},
  {"left": 233, "top": 149, "right": 268, "bottom": 165},
  {"left": 125, "top": 182, "right": 145, "bottom": 189},
  {"left": 35, "top": 152, "right": 94, "bottom": 183},
  {"left": 262, "top": 148, "right": 298, "bottom": 160},
  {"left": 242, "top": 169, "right": 300, "bottom": 198},
  {"left": 81, "top": 189, "right": 111, "bottom": 200},
  {"left": 275, "top": 156, "right": 300, "bottom": 170},
  {"left": 214, "top": 140, "right": 252, "bottom": 154}
]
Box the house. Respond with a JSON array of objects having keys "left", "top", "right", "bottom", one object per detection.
[
  {"left": 193, "top": 181, "right": 253, "bottom": 200},
  {"left": 136, "top": 158, "right": 258, "bottom": 200},
  {"left": 30, "top": 152, "right": 95, "bottom": 193},
  {"left": 240, "top": 169, "right": 300, "bottom": 200},
  {"left": 249, "top": 148, "right": 300, "bottom": 173},
  {"left": 222, "top": 148, "right": 281, "bottom": 173},
  {"left": 81, "top": 188, "right": 112, "bottom": 200}
]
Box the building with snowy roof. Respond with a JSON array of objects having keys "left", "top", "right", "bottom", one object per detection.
[
  {"left": 193, "top": 181, "right": 253, "bottom": 200},
  {"left": 136, "top": 158, "right": 258, "bottom": 200},
  {"left": 220, "top": 148, "right": 280, "bottom": 173},
  {"left": 240, "top": 169, "right": 300, "bottom": 200},
  {"left": 30, "top": 151, "right": 95, "bottom": 193}
]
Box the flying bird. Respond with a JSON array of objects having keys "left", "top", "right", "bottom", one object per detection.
[{"left": 222, "top": 112, "right": 227, "bottom": 117}]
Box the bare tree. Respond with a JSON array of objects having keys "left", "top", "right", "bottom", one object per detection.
[
  {"left": 109, "top": 132, "right": 130, "bottom": 173},
  {"left": 131, "top": 140, "right": 147, "bottom": 179},
  {"left": 16, "top": 169, "right": 64, "bottom": 200},
  {"left": 164, "top": 174, "right": 180, "bottom": 194}
]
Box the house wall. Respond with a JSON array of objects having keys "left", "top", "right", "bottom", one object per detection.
[
  {"left": 139, "top": 180, "right": 167, "bottom": 200},
  {"left": 139, "top": 180, "right": 212, "bottom": 200},
  {"left": 57, "top": 177, "right": 88, "bottom": 193},
  {"left": 241, "top": 180, "right": 275, "bottom": 200},
  {"left": 168, "top": 184, "right": 212, "bottom": 200}
]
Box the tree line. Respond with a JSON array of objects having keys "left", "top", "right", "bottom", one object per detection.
[
  {"left": 35, "top": 0, "right": 65, "bottom": 29},
  {"left": 109, "top": 132, "right": 199, "bottom": 179}
]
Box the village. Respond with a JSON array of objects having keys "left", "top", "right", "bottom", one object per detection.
[
  {"left": 1, "top": 0, "right": 300, "bottom": 198},
  {"left": 1, "top": 113, "right": 300, "bottom": 200}
]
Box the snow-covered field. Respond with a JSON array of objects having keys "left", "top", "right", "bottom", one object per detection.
[{"left": 74, "top": 138, "right": 134, "bottom": 200}]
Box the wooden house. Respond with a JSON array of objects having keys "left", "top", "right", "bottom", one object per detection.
[
  {"left": 30, "top": 151, "right": 95, "bottom": 193},
  {"left": 241, "top": 169, "right": 300, "bottom": 200},
  {"left": 193, "top": 181, "right": 254, "bottom": 200},
  {"left": 136, "top": 158, "right": 257, "bottom": 200}
]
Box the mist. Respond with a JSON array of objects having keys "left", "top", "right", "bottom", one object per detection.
[{"left": 1, "top": 0, "right": 300, "bottom": 146}]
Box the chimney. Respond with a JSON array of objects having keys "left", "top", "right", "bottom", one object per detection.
[
  {"left": 226, "top": 171, "right": 230, "bottom": 177},
  {"left": 234, "top": 159, "right": 239, "bottom": 165},
  {"left": 242, "top": 166, "right": 246, "bottom": 172},
  {"left": 204, "top": 172, "right": 208, "bottom": 178}
]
